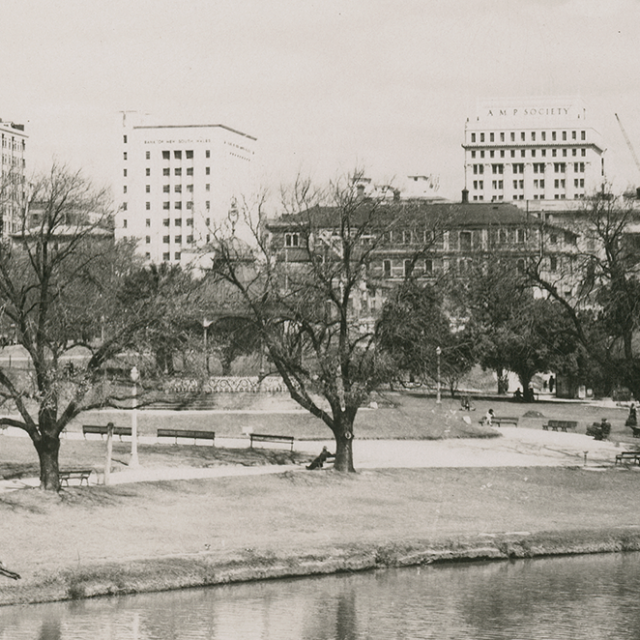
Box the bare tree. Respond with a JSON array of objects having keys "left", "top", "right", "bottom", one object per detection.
[
  {"left": 209, "top": 173, "right": 447, "bottom": 471},
  {"left": 0, "top": 163, "right": 150, "bottom": 490}
]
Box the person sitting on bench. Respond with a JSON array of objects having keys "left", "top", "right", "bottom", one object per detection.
[{"left": 306, "top": 446, "right": 333, "bottom": 470}]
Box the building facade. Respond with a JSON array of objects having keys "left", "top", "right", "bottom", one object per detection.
[
  {"left": 116, "top": 115, "right": 256, "bottom": 264},
  {"left": 0, "top": 119, "right": 27, "bottom": 236},
  {"left": 463, "top": 98, "right": 604, "bottom": 204}
]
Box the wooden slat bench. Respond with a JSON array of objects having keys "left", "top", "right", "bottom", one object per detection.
[
  {"left": 615, "top": 451, "right": 640, "bottom": 466},
  {"left": 157, "top": 428, "right": 215, "bottom": 445},
  {"left": 250, "top": 433, "right": 295, "bottom": 452},
  {"left": 543, "top": 420, "right": 578, "bottom": 432},
  {"left": 492, "top": 416, "right": 519, "bottom": 427},
  {"left": 82, "top": 425, "right": 132, "bottom": 441},
  {"left": 59, "top": 468, "right": 93, "bottom": 487}
]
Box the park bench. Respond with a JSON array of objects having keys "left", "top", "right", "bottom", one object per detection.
[
  {"left": 59, "top": 468, "right": 93, "bottom": 487},
  {"left": 250, "top": 433, "right": 295, "bottom": 452},
  {"left": 492, "top": 416, "right": 519, "bottom": 427},
  {"left": 543, "top": 419, "right": 578, "bottom": 432},
  {"left": 157, "top": 428, "right": 215, "bottom": 445},
  {"left": 615, "top": 451, "right": 640, "bottom": 466},
  {"left": 82, "top": 425, "right": 132, "bottom": 441}
]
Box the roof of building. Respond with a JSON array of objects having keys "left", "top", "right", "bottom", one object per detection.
[
  {"left": 132, "top": 124, "right": 257, "bottom": 141},
  {"left": 267, "top": 201, "right": 548, "bottom": 230}
]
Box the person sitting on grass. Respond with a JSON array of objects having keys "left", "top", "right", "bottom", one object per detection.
[
  {"left": 306, "top": 446, "right": 334, "bottom": 470},
  {"left": 587, "top": 417, "right": 611, "bottom": 441}
]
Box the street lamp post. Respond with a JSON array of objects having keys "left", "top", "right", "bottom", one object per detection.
[
  {"left": 203, "top": 319, "right": 213, "bottom": 375},
  {"left": 130, "top": 366, "right": 140, "bottom": 468},
  {"left": 436, "top": 346, "right": 442, "bottom": 404}
]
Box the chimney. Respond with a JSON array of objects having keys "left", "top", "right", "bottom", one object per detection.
[{"left": 461, "top": 189, "right": 469, "bottom": 203}]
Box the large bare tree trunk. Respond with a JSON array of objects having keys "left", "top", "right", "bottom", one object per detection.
[
  {"left": 33, "top": 433, "right": 61, "bottom": 491},
  {"left": 333, "top": 420, "right": 356, "bottom": 472}
]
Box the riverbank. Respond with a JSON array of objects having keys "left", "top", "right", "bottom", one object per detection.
[{"left": 2, "top": 463, "right": 640, "bottom": 606}]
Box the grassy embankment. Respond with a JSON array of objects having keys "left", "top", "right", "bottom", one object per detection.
[{"left": 1, "top": 391, "right": 640, "bottom": 606}]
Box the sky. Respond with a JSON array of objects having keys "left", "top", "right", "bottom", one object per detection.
[{"left": 2, "top": 0, "right": 640, "bottom": 205}]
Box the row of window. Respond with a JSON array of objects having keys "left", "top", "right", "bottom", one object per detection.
[
  {"left": 122, "top": 147, "right": 212, "bottom": 161},
  {"left": 470, "top": 147, "right": 588, "bottom": 160},
  {"left": 1, "top": 136, "right": 25, "bottom": 151},
  {"left": 380, "top": 256, "right": 535, "bottom": 278},
  {"left": 470, "top": 130, "right": 586, "bottom": 144},
  {"left": 472, "top": 162, "right": 585, "bottom": 175},
  {"left": 123, "top": 167, "right": 211, "bottom": 177},
  {"left": 157, "top": 235, "right": 194, "bottom": 244},
  {"left": 472, "top": 178, "right": 584, "bottom": 190}
]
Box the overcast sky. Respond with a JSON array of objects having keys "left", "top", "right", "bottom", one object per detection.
[{"left": 2, "top": 0, "right": 640, "bottom": 203}]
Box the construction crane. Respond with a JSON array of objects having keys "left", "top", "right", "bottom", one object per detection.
[{"left": 615, "top": 113, "right": 640, "bottom": 197}]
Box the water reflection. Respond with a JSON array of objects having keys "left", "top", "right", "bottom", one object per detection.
[{"left": 3, "top": 553, "right": 640, "bottom": 639}]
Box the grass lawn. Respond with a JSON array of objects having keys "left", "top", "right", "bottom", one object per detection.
[{"left": 2, "top": 389, "right": 640, "bottom": 605}]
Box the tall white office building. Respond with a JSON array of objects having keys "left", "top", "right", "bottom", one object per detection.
[
  {"left": 116, "top": 114, "right": 257, "bottom": 264},
  {"left": 0, "top": 118, "right": 27, "bottom": 236},
  {"left": 463, "top": 98, "right": 604, "bottom": 203}
]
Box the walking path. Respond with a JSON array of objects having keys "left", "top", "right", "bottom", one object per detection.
[{"left": 0, "top": 425, "right": 625, "bottom": 493}]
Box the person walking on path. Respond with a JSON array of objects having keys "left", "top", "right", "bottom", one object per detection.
[{"left": 625, "top": 402, "right": 637, "bottom": 427}]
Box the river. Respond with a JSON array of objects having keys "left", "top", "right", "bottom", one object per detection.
[{"left": 2, "top": 552, "right": 640, "bottom": 639}]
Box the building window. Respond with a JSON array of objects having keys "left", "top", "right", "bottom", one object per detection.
[
  {"left": 490, "top": 133, "right": 495, "bottom": 142},
  {"left": 186, "top": 150, "right": 193, "bottom": 159},
  {"left": 175, "top": 168, "right": 182, "bottom": 176},
  {"left": 206, "top": 184, "right": 210, "bottom": 191},
  {"left": 285, "top": 232, "right": 300, "bottom": 247},
  {"left": 175, "top": 202, "right": 182, "bottom": 209},
  {"left": 124, "top": 135, "right": 128, "bottom": 144},
  {"left": 174, "top": 150, "right": 182, "bottom": 160},
  {"left": 123, "top": 219, "right": 127, "bottom": 228},
  {"left": 402, "top": 230, "right": 411, "bottom": 244},
  {"left": 521, "top": 132, "right": 525, "bottom": 141},
  {"left": 123, "top": 152, "right": 127, "bottom": 161},
  {"left": 531, "top": 132, "right": 536, "bottom": 141},
  {"left": 513, "top": 163, "right": 524, "bottom": 174},
  {"left": 146, "top": 168, "right": 151, "bottom": 176},
  {"left": 163, "top": 151, "right": 170, "bottom": 160},
  {"left": 175, "top": 252, "right": 181, "bottom": 260},
  {"left": 163, "top": 168, "right": 170, "bottom": 176},
  {"left": 581, "top": 149, "right": 586, "bottom": 157},
  {"left": 163, "top": 252, "right": 170, "bottom": 261},
  {"left": 175, "top": 235, "right": 182, "bottom": 244},
  {"left": 424, "top": 259, "right": 433, "bottom": 275},
  {"left": 383, "top": 260, "right": 391, "bottom": 277},
  {"left": 187, "top": 235, "right": 193, "bottom": 244},
  {"left": 146, "top": 151, "right": 150, "bottom": 160},
  {"left": 500, "top": 132, "right": 505, "bottom": 142},
  {"left": 490, "top": 150, "right": 495, "bottom": 158},
  {"left": 562, "top": 149, "right": 567, "bottom": 157},
  {"left": 146, "top": 219, "right": 151, "bottom": 227},
  {"left": 581, "top": 131, "right": 586, "bottom": 140},
  {"left": 175, "top": 185, "right": 182, "bottom": 193},
  {"left": 186, "top": 201, "right": 193, "bottom": 209},
  {"left": 146, "top": 202, "right": 150, "bottom": 210},
  {"left": 186, "top": 184, "right": 194, "bottom": 192},
  {"left": 205, "top": 167, "right": 210, "bottom": 175},
  {"left": 480, "top": 133, "right": 485, "bottom": 142},
  {"left": 403, "top": 260, "right": 413, "bottom": 277},
  {"left": 206, "top": 218, "right": 210, "bottom": 226},
  {"left": 123, "top": 185, "right": 127, "bottom": 194},
  {"left": 187, "top": 218, "right": 193, "bottom": 226},
  {"left": 146, "top": 185, "right": 150, "bottom": 193},
  {"left": 122, "top": 202, "right": 127, "bottom": 211},
  {"left": 123, "top": 169, "right": 127, "bottom": 177},
  {"left": 145, "top": 252, "right": 151, "bottom": 260},
  {"left": 492, "top": 164, "right": 504, "bottom": 174},
  {"left": 163, "top": 236, "right": 170, "bottom": 243},
  {"left": 206, "top": 150, "right": 211, "bottom": 158},
  {"left": 562, "top": 131, "right": 567, "bottom": 141},
  {"left": 187, "top": 167, "right": 193, "bottom": 176},
  {"left": 145, "top": 236, "right": 151, "bottom": 244},
  {"left": 163, "top": 185, "right": 170, "bottom": 192},
  {"left": 163, "top": 218, "right": 170, "bottom": 226},
  {"left": 480, "top": 150, "right": 485, "bottom": 158},
  {"left": 552, "top": 132, "right": 557, "bottom": 141},
  {"left": 460, "top": 231, "right": 472, "bottom": 251},
  {"left": 206, "top": 201, "right": 210, "bottom": 210},
  {"left": 174, "top": 218, "right": 182, "bottom": 227},
  {"left": 542, "top": 131, "right": 546, "bottom": 141},
  {"left": 163, "top": 202, "right": 170, "bottom": 210}
]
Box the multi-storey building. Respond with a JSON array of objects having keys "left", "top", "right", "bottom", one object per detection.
[
  {"left": 463, "top": 98, "right": 605, "bottom": 204},
  {"left": 116, "top": 115, "right": 256, "bottom": 264},
  {"left": 0, "top": 119, "right": 27, "bottom": 236},
  {"left": 266, "top": 200, "right": 578, "bottom": 332}
]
